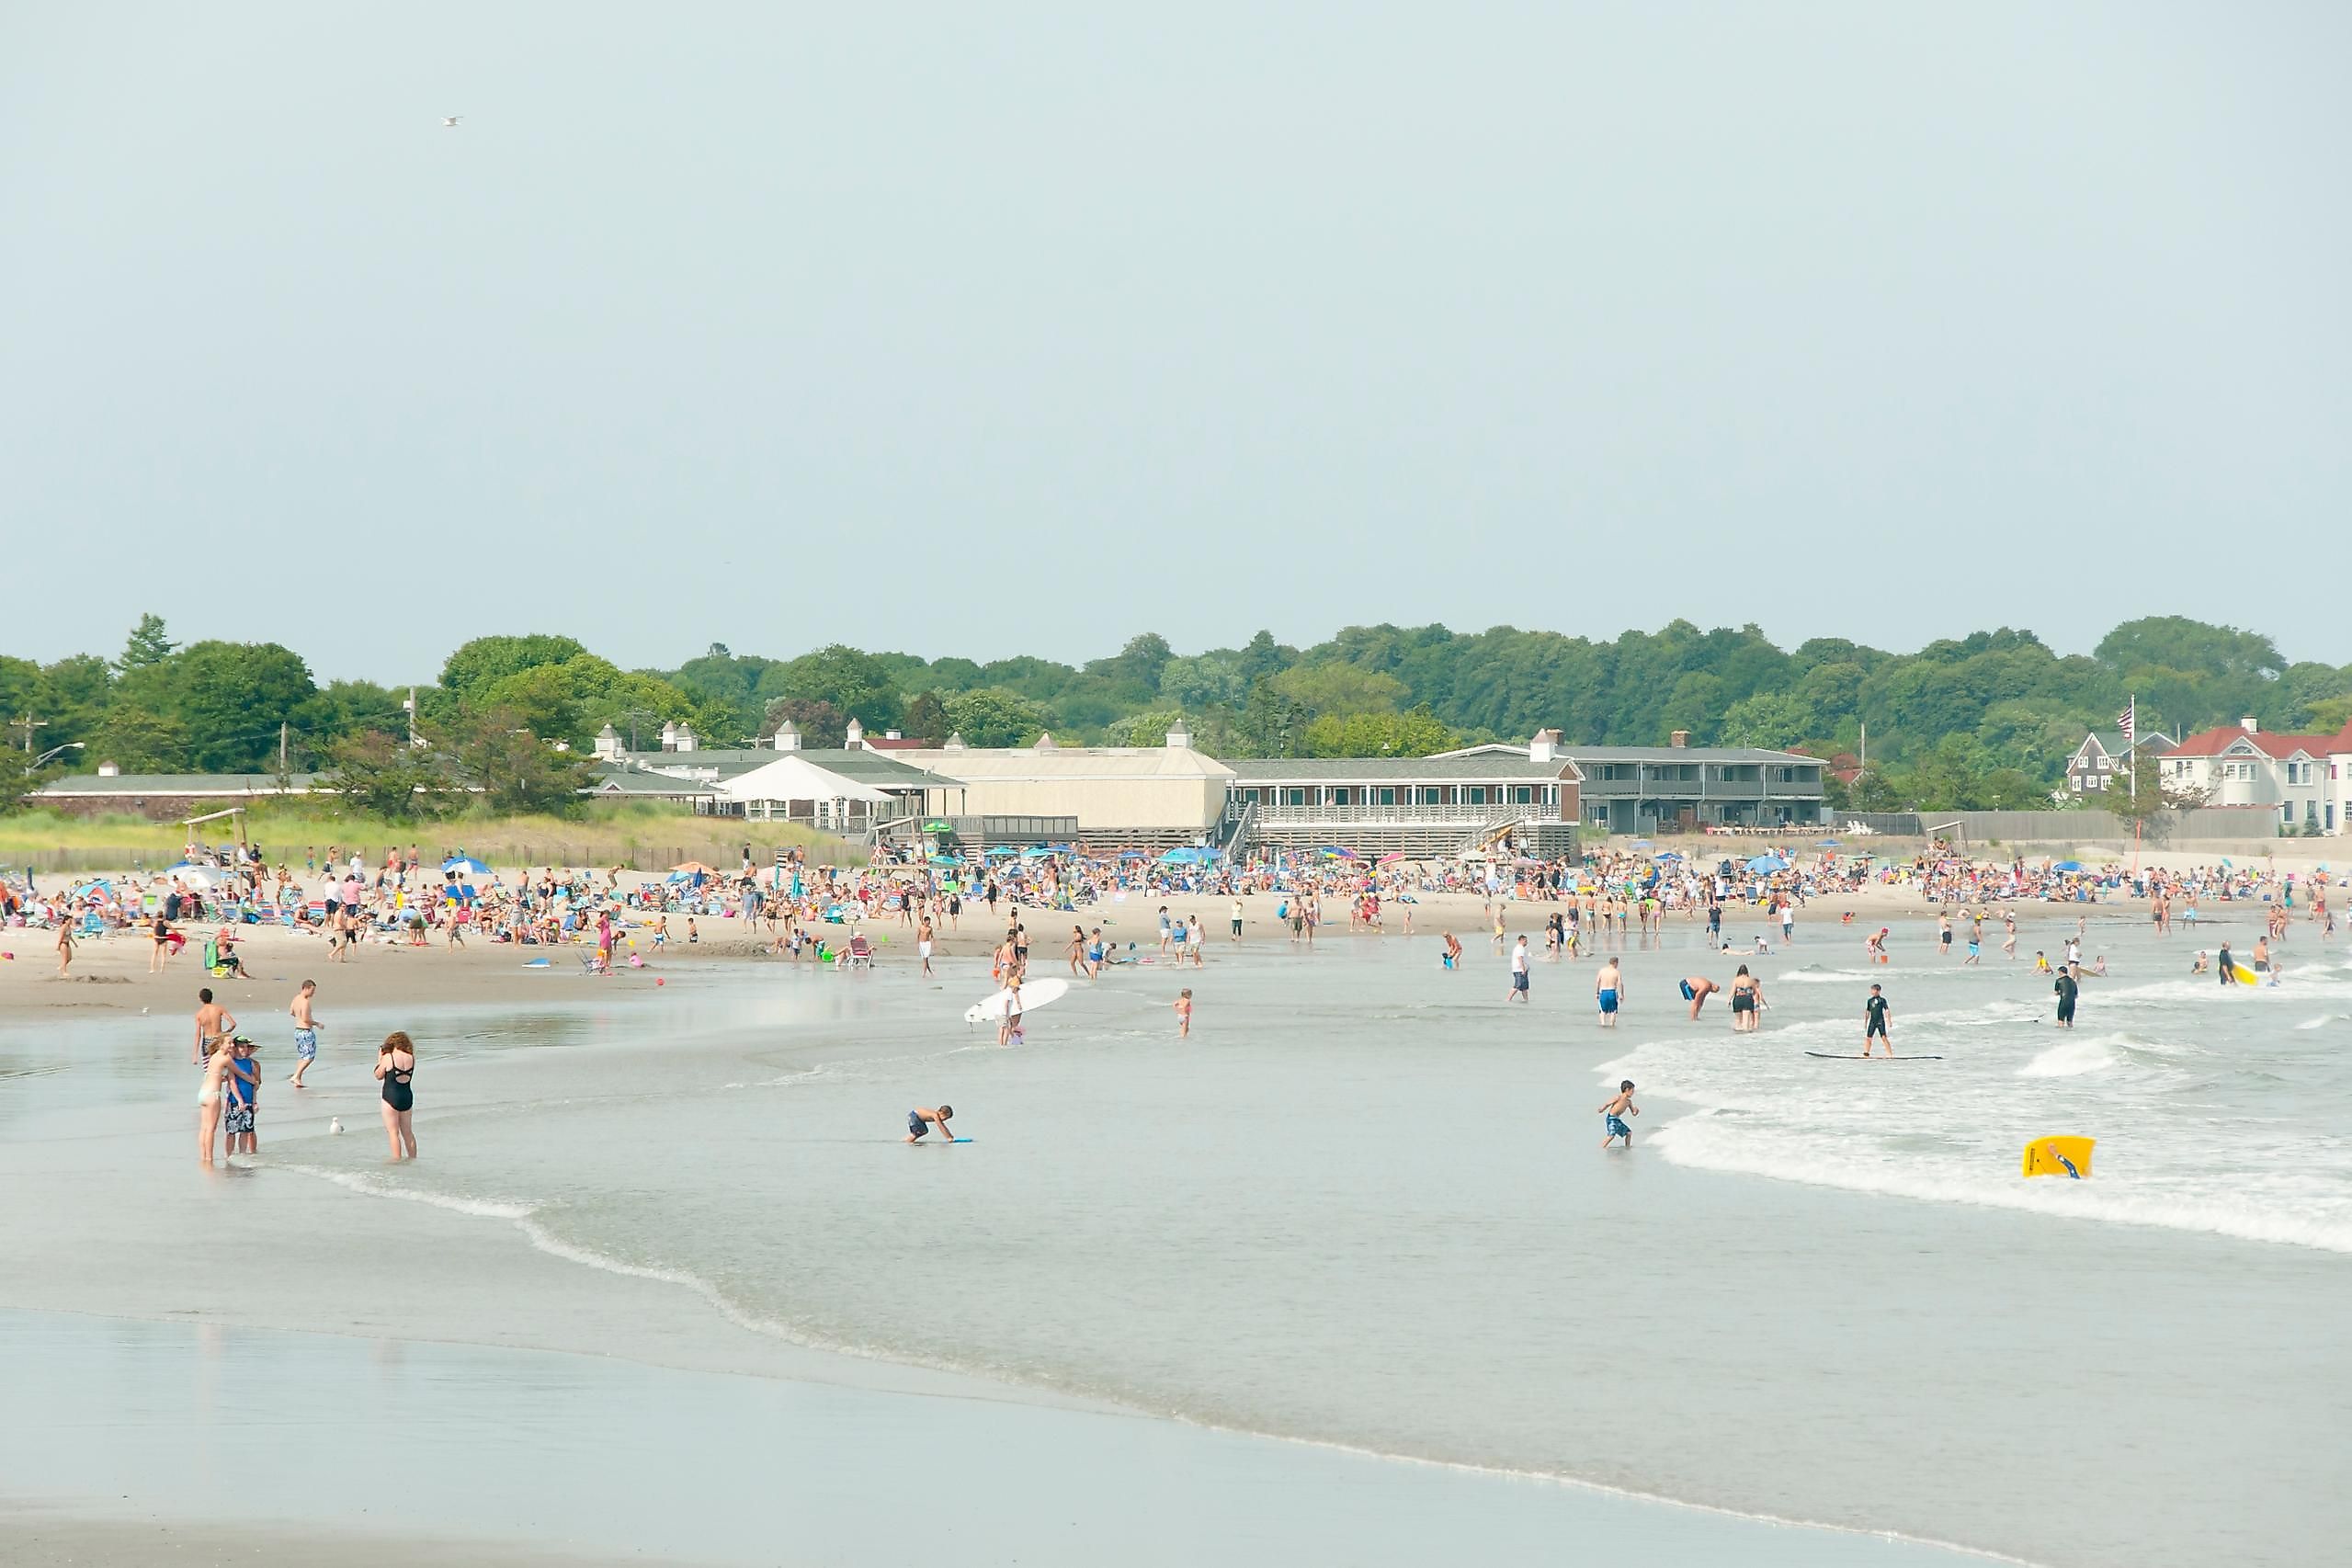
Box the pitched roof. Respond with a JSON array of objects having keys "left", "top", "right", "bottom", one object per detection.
[
  {"left": 585, "top": 767, "right": 717, "bottom": 796},
  {"left": 2167, "top": 725, "right": 2333, "bottom": 759},
  {"left": 28, "top": 772, "right": 321, "bottom": 796}
]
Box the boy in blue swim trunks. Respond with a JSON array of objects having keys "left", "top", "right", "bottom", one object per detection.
[
  {"left": 905, "top": 1105, "right": 956, "bottom": 1142},
  {"left": 1598, "top": 1080, "right": 1638, "bottom": 1148},
  {"left": 1595, "top": 959, "right": 1622, "bottom": 1028}
]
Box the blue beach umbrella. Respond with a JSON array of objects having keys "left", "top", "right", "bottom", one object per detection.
[
  {"left": 1160, "top": 846, "right": 1215, "bottom": 865},
  {"left": 2052, "top": 860, "right": 2085, "bottom": 872},
  {"left": 443, "top": 856, "right": 491, "bottom": 876},
  {"left": 1744, "top": 854, "right": 1782, "bottom": 873}
]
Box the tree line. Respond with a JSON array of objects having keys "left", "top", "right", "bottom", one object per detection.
[{"left": 5, "top": 614, "right": 2346, "bottom": 820}]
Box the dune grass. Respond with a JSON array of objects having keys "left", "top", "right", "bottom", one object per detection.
[{"left": 0, "top": 801, "right": 860, "bottom": 875}]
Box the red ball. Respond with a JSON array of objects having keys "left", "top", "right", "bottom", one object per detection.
[{"left": 655, "top": 977, "right": 665, "bottom": 986}]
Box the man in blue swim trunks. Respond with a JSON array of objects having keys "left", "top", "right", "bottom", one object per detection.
[
  {"left": 1680, "top": 974, "right": 1718, "bottom": 1019},
  {"left": 1595, "top": 958, "right": 1622, "bottom": 1028},
  {"left": 1598, "top": 1080, "right": 1638, "bottom": 1148}
]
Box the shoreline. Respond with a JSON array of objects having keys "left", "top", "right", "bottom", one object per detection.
[{"left": 0, "top": 1305, "right": 2017, "bottom": 1568}]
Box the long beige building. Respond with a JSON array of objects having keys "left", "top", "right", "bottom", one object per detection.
[{"left": 892, "top": 722, "right": 1233, "bottom": 845}]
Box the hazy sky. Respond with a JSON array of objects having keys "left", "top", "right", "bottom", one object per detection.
[{"left": 6, "top": 3, "right": 2346, "bottom": 682}]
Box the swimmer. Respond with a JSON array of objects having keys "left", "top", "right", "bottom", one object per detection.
[
  {"left": 1595, "top": 958, "right": 1622, "bottom": 1028},
  {"left": 904, "top": 1104, "right": 956, "bottom": 1142},
  {"left": 1175, "top": 987, "right": 1192, "bottom": 1038},
  {"left": 1729, "top": 964, "right": 1764, "bottom": 1033},
  {"left": 1680, "top": 975, "right": 1719, "bottom": 1018},
  {"left": 1598, "top": 1080, "right": 1639, "bottom": 1149}
]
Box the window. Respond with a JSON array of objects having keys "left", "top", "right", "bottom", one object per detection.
[
  {"left": 1327, "top": 788, "right": 1351, "bottom": 806},
  {"left": 1513, "top": 785, "right": 1533, "bottom": 803},
  {"left": 1286, "top": 788, "right": 1306, "bottom": 806},
  {"left": 1376, "top": 787, "right": 1396, "bottom": 806},
  {"left": 1465, "top": 787, "right": 1487, "bottom": 804},
  {"left": 1677, "top": 765, "right": 1699, "bottom": 782}
]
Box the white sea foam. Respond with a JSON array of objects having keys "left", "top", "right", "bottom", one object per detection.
[
  {"left": 2017, "top": 1039, "right": 2118, "bottom": 1077},
  {"left": 271, "top": 1163, "right": 536, "bottom": 1221}
]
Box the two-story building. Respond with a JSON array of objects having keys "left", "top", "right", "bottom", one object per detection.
[
  {"left": 1562, "top": 733, "right": 1827, "bottom": 834},
  {"left": 2158, "top": 719, "right": 2344, "bottom": 834},
  {"left": 1222, "top": 731, "right": 1584, "bottom": 858},
  {"left": 2065, "top": 730, "right": 2177, "bottom": 794}
]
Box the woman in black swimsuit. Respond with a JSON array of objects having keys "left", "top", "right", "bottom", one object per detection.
[{"left": 373, "top": 1030, "right": 418, "bottom": 1162}]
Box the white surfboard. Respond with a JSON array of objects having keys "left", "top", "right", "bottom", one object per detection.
[{"left": 965, "top": 976, "right": 1071, "bottom": 1023}]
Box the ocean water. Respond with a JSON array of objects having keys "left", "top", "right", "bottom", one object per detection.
[{"left": 5, "top": 912, "right": 2346, "bottom": 1567}]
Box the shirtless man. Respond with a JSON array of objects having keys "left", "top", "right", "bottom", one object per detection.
[
  {"left": 193, "top": 987, "right": 236, "bottom": 1067},
  {"left": 1594, "top": 958, "right": 1623, "bottom": 1028},
  {"left": 1679, "top": 974, "right": 1719, "bottom": 1019},
  {"left": 288, "top": 980, "right": 321, "bottom": 1087}
]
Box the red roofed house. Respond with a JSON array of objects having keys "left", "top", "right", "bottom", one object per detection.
[{"left": 2157, "top": 717, "right": 2346, "bottom": 834}]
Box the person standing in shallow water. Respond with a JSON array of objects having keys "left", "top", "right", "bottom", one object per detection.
[{"left": 374, "top": 1032, "right": 417, "bottom": 1162}]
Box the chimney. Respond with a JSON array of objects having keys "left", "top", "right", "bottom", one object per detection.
[
  {"left": 1528, "top": 728, "right": 1557, "bottom": 764},
  {"left": 844, "top": 717, "right": 865, "bottom": 749},
  {"left": 1669, "top": 730, "right": 1690, "bottom": 748},
  {"left": 942, "top": 732, "right": 967, "bottom": 752},
  {"left": 594, "top": 722, "right": 620, "bottom": 762},
  {"left": 97, "top": 760, "right": 120, "bottom": 778},
  {"left": 675, "top": 723, "right": 697, "bottom": 754},
  {"left": 1165, "top": 720, "right": 1192, "bottom": 750},
  {"left": 774, "top": 721, "right": 801, "bottom": 752},
  {"left": 2240, "top": 716, "right": 2258, "bottom": 733},
  {"left": 659, "top": 720, "right": 679, "bottom": 752},
  {"left": 1035, "top": 732, "right": 1057, "bottom": 751}
]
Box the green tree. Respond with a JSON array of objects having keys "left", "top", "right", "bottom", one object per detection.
[
  {"left": 1718, "top": 691, "right": 1818, "bottom": 750},
  {"left": 1158, "top": 654, "right": 1244, "bottom": 710},
  {"left": 902, "top": 690, "right": 952, "bottom": 744},
  {"left": 1300, "top": 706, "right": 1460, "bottom": 757},
  {"left": 438, "top": 708, "right": 594, "bottom": 815},
  {"left": 85, "top": 702, "right": 194, "bottom": 772},
  {"left": 1267, "top": 664, "right": 1409, "bottom": 717},
  {"left": 320, "top": 730, "right": 445, "bottom": 821},
  {"left": 944, "top": 687, "right": 1051, "bottom": 748},
  {"left": 768, "top": 645, "right": 904, "bottom": 733},
  {"left": 439, "top": 634, "right": 588, "bottom": 699},
  {"left": 763, "top": 698, "right": 847, "bottom": 748},
  {"left": 119, "top": 613, "right": 177, "bottom": 672},
  {"left": 117, "top": 641, "right": 317, "bottom": 771}
]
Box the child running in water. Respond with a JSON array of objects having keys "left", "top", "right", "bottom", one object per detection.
[
  {"left": 1598, "top": 1080, "right": 1639, "bottom": 1148},
  {"left": 1174, "top": 988, "right": 1192, "bottom": 1039}
]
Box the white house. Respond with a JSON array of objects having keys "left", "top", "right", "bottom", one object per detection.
[{"left": 2158, "top": 718, "right": 2347, "bottom": 834}]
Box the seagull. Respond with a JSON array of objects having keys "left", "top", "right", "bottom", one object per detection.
[{"left": 442, "top": 115, "right": 462, "bottom": 128}]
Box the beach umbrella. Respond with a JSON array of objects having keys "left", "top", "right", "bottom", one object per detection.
[
  {"left": 984, "top": 846, "right": 1018, "bottom": 858},
  {"left": 443, "top": 856, "right": 491, "bottom": 876},
  {"left": 1652, "top": 850, "right": 1682, "bottom": 860},
  {"left": 1160, "top": 846, "right": 1215, "bottom": 865},
  {"left": 1817, "top": 838, "right": 1841, "bottom": 847},
  {"left": 1021, "top": 846, "right": 1056, "bottom": 859},
  {"left": 1376, "top": 851, "right": 1406, "bottom": 864},
  {"left": 2052, "top": 860, "right": 2085, "bottom": 873},
  {"left": 1319, "top": 846, "right": 1358, "bottom": 860},
  {"left": 165, "top": 863, "right": 214, "bottom": 888},
  {"left": 926, "top": 854, "right": 960, "bottom": 866},
  {"left": 1744, "top": 854, "right": 1781, "bottom": 874},
  {"left": 1629, "top": 838, "right": 1653, "bottom": 849},
  {"left": 670, "top": 860, "right": 718, "bottom": 877}
]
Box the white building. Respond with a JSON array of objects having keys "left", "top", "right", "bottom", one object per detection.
[{"left": 2158, "top": 718, "right": 2352, "bottom": 835}]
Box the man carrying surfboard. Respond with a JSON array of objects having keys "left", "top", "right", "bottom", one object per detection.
[{"left": 1861, "top": 984, "right": 1892, "bottom": 1057}]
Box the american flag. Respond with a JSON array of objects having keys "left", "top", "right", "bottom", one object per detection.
[{"left": 2118, "top": 699, "right": 2135, "bottom": 748}]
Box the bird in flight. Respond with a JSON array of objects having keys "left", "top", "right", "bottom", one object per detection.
[{"left": 442, "top": 115, "right": 463, "bottom": 128}]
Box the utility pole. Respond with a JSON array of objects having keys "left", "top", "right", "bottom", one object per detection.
[
  {"left": 279, "top": 722, "right": 290, "bottom": 775},
  {"left": 10, "top": 712, "right": 46, "bottom": 756},
  {"left": 405, "top": 687, "right": 419, "bottom": 748}
]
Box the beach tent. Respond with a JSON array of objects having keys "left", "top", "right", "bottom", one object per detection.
[
  {"left": 443, "top": 856, "right": 491, "bottom": 876},
  {"left": 1744, "top": 854, "right": 1782, "bottom": 874}
]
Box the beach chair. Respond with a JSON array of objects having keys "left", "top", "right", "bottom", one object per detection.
[
  {"left": 77, "top": 911, "right": 107, "bottom": 939},
  {"left": 841, "top": 933, "right": 875, "bottom": 971},
  {"left": 582, "top": 949, "right": 608, "bottom": 975}
]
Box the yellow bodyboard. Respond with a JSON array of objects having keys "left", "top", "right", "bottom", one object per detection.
[
  {"left": 2023, "top": 1136, "right": 2095, "bottom": 1179},
  {"left": 2231, "top": 962, "right": 2260, "bottom": 985}
]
